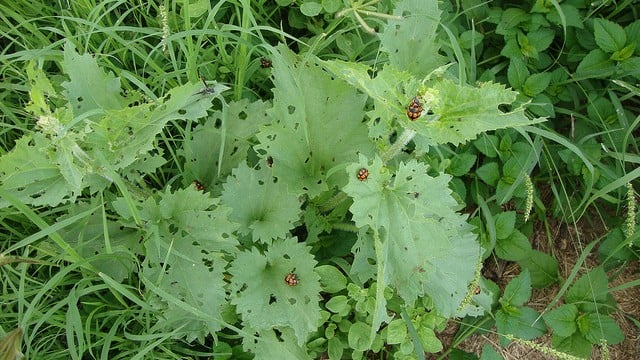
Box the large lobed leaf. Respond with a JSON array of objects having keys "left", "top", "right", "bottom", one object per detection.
[
  {"left": 182, "top": 99, "right": 271, "bottom": 195},
  {"left": 113, "top": 187, "right": 239, "bottom": 342},
  {"left": 0, "top": 42, "right": 218, "bottom": 208},
  {"left": 406, "top": 79, "right": 546, "bottom": 145},
  {"left": 344, "top": 154, "right": 480, "bottom": 321},
  {"left": 221, "top": 162, "right": 301, "bottom": 243},
  {"left": 255, "top": 45, "right": 375, "bottom": 198},
  {"left": 379, "top": 0, "right": 447, "bottom": 78},
  {"left": 229, "top": 237, "right": 322, "bottom": 346}
]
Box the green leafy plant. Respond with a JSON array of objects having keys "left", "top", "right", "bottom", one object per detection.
[
  {"left": 2, "top": 0, "right": 638, "bottom": 359},
  {"left": 543, "top": 267, "right": 624, "bottom": 358}
]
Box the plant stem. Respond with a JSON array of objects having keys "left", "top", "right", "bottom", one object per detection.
[{"left": 381, "top": 128, "right": 416, "bottom": 163}]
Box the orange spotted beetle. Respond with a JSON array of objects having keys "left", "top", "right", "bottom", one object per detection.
[
  {"left": 260, "top": 58, "right": 272, "bottom": 68},
  {"left": 406, "top": 96, "right": 423, "bottom": 120},
  {"left": 357, "top": 168, "right": 369, "bottom": 181},
  {"left": 284, "top": 271, "right": 299, "bottom": 286},
  {"left": 193, "top": 180, "right": 205, "bottom": 191}
]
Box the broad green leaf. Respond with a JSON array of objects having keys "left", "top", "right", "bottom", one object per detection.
[
  {"left": 552, "top": 332, "right": 593, "bottom": 359},
  {"left": 473, "top": 134, "right": 499, "bottom": 158},
  {"left": 502, "top": 270, "right": 531, "bottom": 307},
  {"left": 319, "top": 60, "right": 418, "bottom": 141},
  {"left": 501, "top": 38, "right": 522, "bottom": 58},
  {"left": 25, "top": 61, "right": 57, "bottom": 116},
  {"left": 480, "top": 344, "right": 502, "bottom": 360},
  {"left": 61, "top": 41, "right": 127, "bottom": 116},
  {"left": 626, "top": 20, "right": 640, "bottom": 52},
  {"left": 476, "top": 162, "right": 500, "bottom": 186},
  {"left": 348, "top": 322, "right": 371, "bottom": 351},
  {"left": 576, "top": 49, "right": 616, "bottom": 78},
  {"left": 448, "top": 153, "right": 476, "bottom": 176},
  {"left": 579, "top": 314, "right": 624, "bottom": 345},
  {"left": 325, "top": 295, "right": 350, "bottom": 316},
  {"left": 221, "top": 162, "right": 301, "bottom": 243},
  {"left": 530, "top": 93, "right": 555, "bottom": 118},
  {"left": 406, "top": 79, "right": 545, "bottom": 146},
  {"left": 507, "top": 58, "right": 529, "bottom": 90},
  {"left": 242, "top": 328, "right": 310, "bottom": 360},
  {"left": 495, "top": 229, "right": 531, "bottom": 261},
  {"left": 458, "top": 29, "right": 484, "bottom": 50},
  {"left": 611, "top": 43, "right": 635, "bottom": 61},
  {"left": 255, "top": 45, "right": 375, "bottom": 198},
  {"left": 496, "top": 8, "right": 528, "bottom": 35},
  {"left": 543, "top": 304, "right": 578, "bottom": 337},
  {"left": 593, "top": 18, "right": 627, "bottom": 53},
  {"left": 144, "top": 246, "right": 228, "bottom": 341},
  {"left": 183, "top": 99, "right": 271, "bottom": 195},
  {"left": 328, "top": 337, "right": 344, "bottom": 359},
  {"left": 379, "top": 0, "right": 447, "bottom": 77},
  {"left": 300, "top": 2, "right": 322, "bottom": 16},
  {"left": 229, "top": 237, "right": 321, "bottom": 345},
  {"left": 0, "top": 135, "right": 76, "bottom": 207},
  {"left": 386, "top": 319, "right": 407, "bottom": 344},
  {"left": 566, "top": 266, "right": 610, "bottom": 309},
  {"left": 138, "top": 188, "right": 237, "bottom": 341},
  {"left": 522, "top": 72, "right": 552, "bottom": 97},
  {"left": 518, "top": 250, "right": 559, "bottom": 288},
  {"left": 322, "top": 0, "right": 341, "bottom": 13},
  {"left": 350, "top": 229, "right": 378, "bottom": 285},
  {"left": 526, "top": 28, "right": 555, "bottom": 53},
  {"left": 316, "top": 265, "right": 348, "bottom": 293},
  {"left": 344, "top": 155, "right": 480, "bottom": 317},
  {"left": 518, "top": 32, "right": 539, "bottom": 59},
  {"left": 547, "top": 4, "right": 583, "bottom": 29},
  {"left": 418, "top": 326, "right": 442, "bottom": 353},
  {"left": 494, "top": 211, "right": 516, "bottom": 240},
  {"left": 531, "top": 0, "right": 552, "bottom": 13},
  {"left": 496, "top": 306, "right": 547, "bottom": 347},
  {"left": 88, "top": 82, "right": 218, "bottom": 171}
]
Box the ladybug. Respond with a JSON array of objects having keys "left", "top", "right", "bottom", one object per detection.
[
  {"left": 193, "top": 180, "right": 205, "bottom": 191},
  {"left": 260, "top": 58, "right": 272, "bottom": 68},
  {"left": 474, "top": 286, "right": 481, "bottom": 295},
  {"left": 406, "top": 96, "right": 423, "bottom": 120},
  {"left": 284, "top": 271, "right": 299, "bottom": 286},
  {"left": 357, "top": 168, "right": 369, "bottom": 181}
]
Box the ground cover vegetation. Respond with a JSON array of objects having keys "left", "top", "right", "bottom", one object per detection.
[{"left": 0, "top": 0, "right": 639, "bottom": 359}]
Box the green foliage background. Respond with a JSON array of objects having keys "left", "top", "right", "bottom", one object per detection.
[{"left": 1, "top": 0, "right": 638, "bottom": 359}]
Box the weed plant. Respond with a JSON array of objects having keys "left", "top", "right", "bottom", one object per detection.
[{"left": 1, "top": 0, "right": 638, "bottom": 359}]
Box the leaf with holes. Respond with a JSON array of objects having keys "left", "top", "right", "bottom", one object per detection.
[
  {"left": 134, "top": 187, "right": 239, "bottom": 342},
  {"left": 379, "top": 0, "right": 447, "bottom": 77},
  {"left": 183, "top": 99, "right": 271, "bottom": 195},
  {"left": 229, "top": 237, "right": 321, "bottom": 345},
  {"left": 343, "top": 154, "right": 480, "bottom": 326},
  {"left": 405, "top": 79, "right": 545, "bottom": 145},
  {"left": 255, "top": 45, "right": 375, "bottom": 198},
  {"left": 221, "top": 162, "right": 301, "bottom": 243},
  {"left": 0, "top": 44, "right": 220, "bottom": 208}
]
